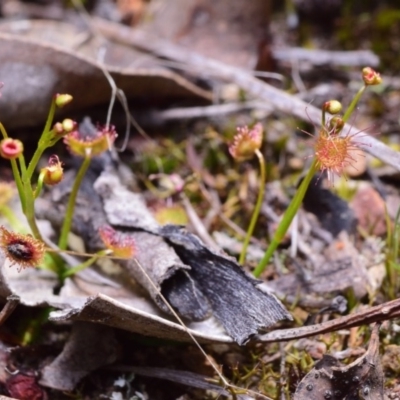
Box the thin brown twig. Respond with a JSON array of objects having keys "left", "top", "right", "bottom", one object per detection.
[
  {"left": 257, "top": 297, "right": 400, "bottom": 343},
  {"left": 0, "top": 295, "right": 19, "bottom": 325}
]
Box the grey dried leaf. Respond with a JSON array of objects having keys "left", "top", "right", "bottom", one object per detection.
[
  {"left": 159, "top": 225, "right": 292, "bottom": 345},
  {"left": 269, "top": 232, "right": 370, "bottom": 301}
]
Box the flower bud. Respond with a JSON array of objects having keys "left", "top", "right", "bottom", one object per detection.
[
  {"left": 62, "top": 118, "right": 76, "bottom": 133},
  {"left": 323, "top": 100, "right": 342, "bottom": 115},
  {"left": 40, "top": 155, "right": 63, "bottom": 185},
  {"left": 53, "top": 122, "right": 64, "bottom": 135},
  {"left": 328, "top": 116, "right": 345, "bottom": 134},
  {"left": 55, "top": 93, "right": 73, "bottom": 108},
  {"left": 362, "top": 67, "right": 382, "bottom": 86},
  {"left": 0, "top": 138, "right": 23, "bottom": 159}
]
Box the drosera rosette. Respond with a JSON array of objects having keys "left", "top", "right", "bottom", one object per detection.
[
  {"left": 58, "top": 122, "right": 118, "bottom": 251},
  {"left": 229, "top": 122, "right": 266, "bottom": 264},
  {"left": 306, "top": 111, "right": 371, "bottom": 185},
  {"left": 63, "top": 123, "right": 117, "bottom": 158},
  {"left": 229, "top": 123, "right": 263, "bottom": 162},
  {"left": 61, "top": 226, "right": 136, "bottom": 278},
  {"left": 99, "top": 225, "right": 136, "bottom": 259},
  {"left": 0, "top": 226, "right": 45, "bottom": 272},
  {"left": 253, "top": 67, "right": 383, "bottom": 278}
]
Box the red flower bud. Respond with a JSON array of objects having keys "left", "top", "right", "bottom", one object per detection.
[{"left": 0, "top": 138, "right": 23, "bottom": 159}]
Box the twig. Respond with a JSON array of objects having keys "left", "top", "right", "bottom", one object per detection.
[
  {"left": 152, "top": 101, "right": 273, "bottom": 121},
  {"left": 257, "top": 297, "right": 400, "bottom": 343},
  {"left": 271, "top": 47, "right": 379, "bottom": 67},
  {"left": 0, "top": 295, "right": 19, "bottom": 325},
  {"left": 92, "top": 17, "right": 400, "bottom": 172},
  {"left": 180, "top": 192, "right": 220, "bottom": 251}
]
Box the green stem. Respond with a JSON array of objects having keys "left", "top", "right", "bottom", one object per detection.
[
  {"left": 321, "top": 109, "right": 326, "bottom": 127},
  {"left": 0, "top": 122, "right": 9, "bottom": 139},
  {"left": 62, "top": 256, "right": 99, "bottom": 278},
  {"left": 254, "top": 158, "right": 318, "bottom": 277},
  {"left": 342, "top": 85, "right": 366, "bottom": 124},
  {"left": 24, "top": 195, "right": 43, "bottom": 241},
  {"left": 35, "top": 171, "right": 45, "bottom": 199},
  {"left": 239, "top": 149, "right": 266, "bottom": 264},
  {"left": 61, "top": 250, "right": 109, "bottom": 278},
  {"left": 9, "top": 158, "right": 26, "bottom": 212},
  {"left": 58, "top": 156, "right": 91, "bottom": 250},
  {"left": 26, "top": 100, "right": 56, "bottom": 181}
]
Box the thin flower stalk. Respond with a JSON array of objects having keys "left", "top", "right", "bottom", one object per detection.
[
  {"left": 58, "top": 155, "right": 91, "bottom": 250},
  {"left": 25, "top": 98, "right": 59, "bottom": 181},
  {"left": 229, "top": 123, "right": 264, "bottom": 263},
  {"left": 254, "top": 159, "right": 318, "bottom": 277},
  {"left": 62, "top": 250, "right": 109, "bottom": 278},
  {"left": 239, "top": 148, "right": 266, "bottom": 264},
  {"left": 58, "top": 123, "right": 117, "bottom": 250},
  {"left": 342, "top": 86, "right": 366, "bottom": 124}
]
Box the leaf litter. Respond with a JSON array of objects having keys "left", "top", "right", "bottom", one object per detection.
[{"left": 1, "top": 1, "right": 400, "bottom": 399}]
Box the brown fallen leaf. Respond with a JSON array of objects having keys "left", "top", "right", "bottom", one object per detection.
[
  {"left": 0, "top": 20, "right": 211, "bottom": 129},
  {"left": 140, "top": 0, "right": 271, "bottom": 69}
]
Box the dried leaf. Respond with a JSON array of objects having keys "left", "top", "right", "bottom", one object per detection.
[
  {"left": 0, "top": 20, "right": 211, "bottom": 129},
  {"left": 294, "top": 323, "right": 384, "bottom": 400}
]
